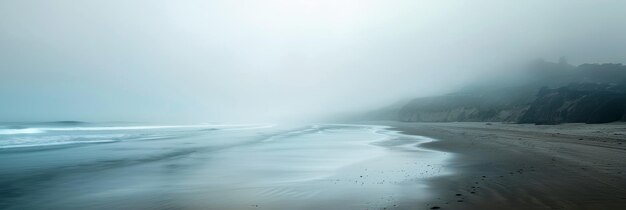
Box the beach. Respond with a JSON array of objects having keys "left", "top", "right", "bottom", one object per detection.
[
  {"left": 386, "top": 121, "right": 626, "bottom": 209},
  {"left": 0, "top": 123, "right": 449, "bottom": 210},
  {"left": 2, "top": 122, "right": 625, "bottom": 209}
]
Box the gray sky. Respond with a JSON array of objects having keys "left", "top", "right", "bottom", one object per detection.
[{"left": 1, "top": 0, "right": 626, "bottom": 122}]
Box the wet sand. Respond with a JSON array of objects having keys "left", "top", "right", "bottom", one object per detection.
[
  {"left": 0, "top": 124, "right": 450, "bottom": 210},
  {"left": 385, "top": 121, "right": 626, "bottom": 209}
]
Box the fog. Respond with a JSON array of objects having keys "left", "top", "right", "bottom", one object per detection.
[{"left": 1, "top": 0, "right": 625, "bottom": 123}]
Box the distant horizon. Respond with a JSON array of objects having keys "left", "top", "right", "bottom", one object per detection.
[
  {"left": 2, "top": 59, "right": 625, "bottom": 123},
  {"left": 3, "top": 0, "right": 626, "bottom": 122}
]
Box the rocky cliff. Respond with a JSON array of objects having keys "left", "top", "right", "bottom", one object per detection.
[
  {"left": 518, "top": 84, "right": 626, "bottom": 124},
  {"left": 387, "top": 61, "right": 626, "bottom": 124}
]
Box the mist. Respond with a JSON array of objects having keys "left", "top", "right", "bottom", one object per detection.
[{"left": 2, "top": 0, "right": 626, "bottom": 123}]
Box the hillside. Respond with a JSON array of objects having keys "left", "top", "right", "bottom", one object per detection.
[{"left": 380, "top": 60, "right": 626, "bottom": 124}]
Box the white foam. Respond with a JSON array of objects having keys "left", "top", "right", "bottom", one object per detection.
[
  {"left": 0, "top": 128, "right": 45, "bottom": 135},
  {"left": 0, "top": 139, "right": 117, "bottom": 149},
  {"left": 0, "top": 123, "right": 276, "bottom": 149},
  {"left": 0, "top": 123, "right": 275, "bottom": 134}
]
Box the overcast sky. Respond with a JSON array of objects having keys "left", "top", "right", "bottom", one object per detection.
[{"left": 1, "top": 0, "right": 626, "bottom": 122}]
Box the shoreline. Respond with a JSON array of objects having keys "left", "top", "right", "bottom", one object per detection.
[
  {"left": 0, "top": 124, "right": 451, "bottom": 210},
  {"left": 380, "top": 121, "right": 626, "bottom": 209}
]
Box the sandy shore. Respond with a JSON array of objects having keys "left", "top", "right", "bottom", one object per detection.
[
  {"left": 0, "top": 124, "right": 451, "bottom": 210},
  {"left": 384, "top": 121, "right": 626, "bottom": 209}
]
